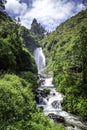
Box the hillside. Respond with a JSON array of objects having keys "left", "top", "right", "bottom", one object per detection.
[
  {"left": 0, "top": 11, "right": 38, "bottom": 73},
  {"left": 41, "top": 9, "right": 87, "bottom": 120},
  {"left": 0, "top": 10, "right": 66, "bottom": 130},
  {"left": 0, "top": 10, "right": 37, "bottom": 129}
]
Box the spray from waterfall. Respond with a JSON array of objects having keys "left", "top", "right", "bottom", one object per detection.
[{"left": 34, "top": 47, "right": 46, "bottom": 73}]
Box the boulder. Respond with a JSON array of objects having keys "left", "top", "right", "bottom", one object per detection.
[
  {"left": 48, "top": 113, "right": 65, "bottom": 123},
  {"left": 51, "top": 101, "right": 59, "bottom": 109}
]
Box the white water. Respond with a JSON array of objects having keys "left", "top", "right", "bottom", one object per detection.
[
  {"left": 34, "top": 48, "right": 87, "bottom": 130},
  {"left": 34, "top": 48, "right": 46, "bottom": 73}
]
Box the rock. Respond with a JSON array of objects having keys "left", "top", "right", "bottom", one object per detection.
[
  {"left": 53, "top": 93, "right": 56, "bottom": 96},
  {"left": 38, "top": 95, "right": 43, "bottom": 104},
  {"left": 48, "top": 113, "right": 65, "bottom": 123},
  {"left": 36, "top": 92, "right": 44, "bottom": 103},
  {"left": 36, "top": 88, "right": 43, "bottom": 94},
  {"left": 56, "top": 115, "right": 65, "bottom": 123},
  {"left": 51, "top": 101, "right": 59, "bottom": 109},
  {"left": 39, "top": 78, "right": 45, "bottom": 86}
]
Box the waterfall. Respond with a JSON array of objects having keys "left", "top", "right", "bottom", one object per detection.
[
  {"left": 34, "top": 47, "right": 46, "bottom": 73},
  {"left": 34, "top": 47, "right": 87, "bottom": 130}
]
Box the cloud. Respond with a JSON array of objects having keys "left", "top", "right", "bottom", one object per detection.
[
  {"left": 5, "top": 0, "right": 27, "bottom": 16},
  {"left": 6, "top": 0, "right": 85, "bottom": 31}
]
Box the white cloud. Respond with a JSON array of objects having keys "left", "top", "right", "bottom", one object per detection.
[
  {"left": 5, "top": 0, "right": 27, "bottom": 15},
  {"left": 6, "top": 0, "right": 84, "bottom": 31},
  {"left": 76, "top": 3, "right": 85, "bottom": 12}
]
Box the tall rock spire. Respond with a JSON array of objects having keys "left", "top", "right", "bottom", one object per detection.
[{"left": 31, "top": 18, "right": 46, "bottom": 39}]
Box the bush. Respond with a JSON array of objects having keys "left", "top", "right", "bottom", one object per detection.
[{"left": 0, "top": 74, "right": 35, "bottom": 129}]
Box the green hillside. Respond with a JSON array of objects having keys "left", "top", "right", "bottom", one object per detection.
[
  {"left": 0, "top": 10, "right": 66, "bottom": 130},
  {"left": 0, "top": 11, "right": 38, "bottom": 73},
  {"left": 42, "top": 9, "right": 87, "bottom": 120}
]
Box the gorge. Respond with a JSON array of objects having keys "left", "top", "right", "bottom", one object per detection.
[
  {"left": 34, "top": 47, "right": 87, "bottom": 130},
  {"left": 0, "top": 1, "right": 87, "bottom": 129}
]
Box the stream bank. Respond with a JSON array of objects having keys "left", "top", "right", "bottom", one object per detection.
[{"left": 34, "top": 47, "right": 87, "bottom": 130}]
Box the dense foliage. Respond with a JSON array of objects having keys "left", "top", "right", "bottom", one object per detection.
[
  {"left": 0, "top": 74, "right": 35, "bottom": 129},
  {"left": 0, "top": 11, "right": 37, "bottom": 73},
  {"left": 0, "top": 11, "right": 66, "bottom": 130},
  {"left": 0, "top": 73, "right": 66, "bottom": 130},
  {"left": 42, "top": 9, "right": 87, "bottom": 120}
]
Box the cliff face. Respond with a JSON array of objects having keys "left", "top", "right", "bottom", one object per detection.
[
  {"left": 31, "top": 18, "right": 46, "bottom": 39},
  {"left": 19, "top": 18, "right": 46, "bottom": 54},
  {"left": 41, "top": 9, "right": 87, "bottom": 120}
]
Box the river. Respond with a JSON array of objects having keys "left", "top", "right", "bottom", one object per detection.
[{"left": 34, "top": 47, "right": 87, "bottom": 130}]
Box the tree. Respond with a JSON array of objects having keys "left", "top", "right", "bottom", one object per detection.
[{"left": 79, "top": 26, "right": 87, "bottom": 83}]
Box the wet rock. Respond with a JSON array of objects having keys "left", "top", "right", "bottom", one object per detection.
[
  {"left": 36, "top": 88, "right": 50, "bottom": 98},
  {"left": 39, "top": 78, "right": 45, "bottom": 86},
  {"left": 36, "top": 93, "right": 47, "bottom": 105},
  {"left": 36, "top": 88, "right": 49, "bottom": 98},
  {"left": 48, "top": 113, "right": 65, "bottom": 123},
  {"left": 36, "top": 94, "right": 42, "bottom": 103},
  {"left": 53, "top": 93, "right": 56, "bottom": 96},
  {"left": 38, "top": 95, "right": 43, "bottom": 104},
  {"left": 51, "top": 101, "right": 59, "bottom": 109},
  {"left": 36, "top": 88, "right": 43, "bottom": 94}
]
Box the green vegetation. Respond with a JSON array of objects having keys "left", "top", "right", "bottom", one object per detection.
[
  {"left": 20, "top": 25, "right": 40, "bottom": 54},
  {"left": 0, "top": 10, "right": 66, "bottom": 130},
  {"left": 1, "top": 2, "right": 87, "bottom": 129},
  {"left": 0, "top": 12, "right": 37, "bottom": 73},
  {"left": 42, "top": 9, "right": 87, "bottom": 120},
  {"left": 0, "top": 74, "right": 66, "bottom": 130},
  {"left": 0, "top": 74, "right": 35, "bottom": 129}
]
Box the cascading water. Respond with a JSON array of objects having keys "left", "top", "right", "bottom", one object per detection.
[
  {"left": 34, "top": 47, "right": 87, "bottom": 130},
  {"left": 34, "top": 47, "right": 46, "bottom": 73}
]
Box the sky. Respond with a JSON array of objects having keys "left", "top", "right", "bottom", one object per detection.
[{"left": 5, "top": 0, "right": 86, "bottom": 31}]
